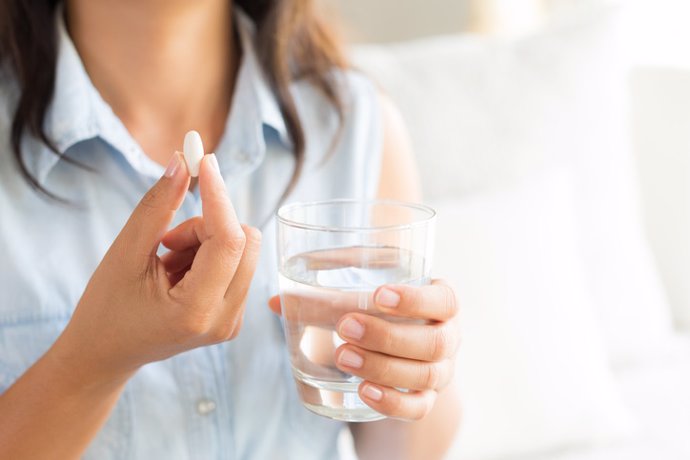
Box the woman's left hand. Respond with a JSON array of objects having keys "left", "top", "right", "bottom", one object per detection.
[{"left": 269, "top": 279, "right": 460, "bottom": 421}]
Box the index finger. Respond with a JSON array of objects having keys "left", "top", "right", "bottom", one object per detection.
[
  {"left": 198, "top": 154, "right": 242, "bottom": 241},
  {"left": 373, "top": 279, "right": 459, "bottom": 322},
  {"left": 176, "top": 154, "right": 245, "bottom": 298}
]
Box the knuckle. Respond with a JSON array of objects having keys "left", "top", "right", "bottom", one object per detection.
[
  {"left": 139, "top": 184, "right": 164, "bottom": 213},
  {"left": 190, "top": 216, "right": 205, "bottom": 233},
  {"left": 375, "top": 356, "right": 393, "bottom": 382},
  {"left": 171, "top": 298, "right": 221, "bottom": 339},
  {"left": 228, "top": 306, "right": 247, "bottom": 340},
  {"left": 408, "top": 286, "right": 424, "bottom": 314},
  {"left": 385, "top": 391, "right": 404, "bottom": 416},
  {"left": 179, "top": 317, "right": 212, "bottom": 338},
  {"left": 412, "top": 406, "right": 429, "bottom": 421},
  {"left": 208, "top": 324, "right": 231, "bottom": 343},
  {"left": 420, "top": 362, "right": 441, "bottom": 389},
  {"left": 229, "top": 315, "right": 244, "bottom": 340},
  {"left": 380, "top": 322, "right": 395, "bottom": 352},
  {"left": 242, "top": 225, "right": 262, "bottom": 249},
  {"left": 220, "top": 231, "right": 246, "bottom": 254},
  {"left": 415, "top": 393, "right": 436, "bottom": 420},
  {"left": 208, "top": 316, "right": 241, "bottom": 343},
  {"left": 443, "top": 284, "right": 459, "bottom": 318},
  {"left": 446, "top": 360, "right": 456, "bottom": 386},
  {"left": 434, "top": 360, "right": 454, "bottom": 390},
  {"left": 431, "top": 325, "right": 454, "bottom": 361},
  {"left": 230, "top": 231, "right": 247, "bottom": 250}
]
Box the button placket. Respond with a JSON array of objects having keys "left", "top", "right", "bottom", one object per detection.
[{"left": 173, "top": 351, "right": 220, "bottom": 459}]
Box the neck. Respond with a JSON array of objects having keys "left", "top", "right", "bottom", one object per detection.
[{"left": 65, "top": 0, "right": 237, "bottom": 166}]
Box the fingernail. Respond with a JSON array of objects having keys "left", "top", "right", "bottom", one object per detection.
[
  {"left": 207, "top": 153, "right": 220, "bottom": 174},
  {"left": 338, "top": 349, "right": 363, "bottom": 368},
  {"left": 165, "top": 152, "right": 182, "bottom": 178},
  {"left": 339, "top": 318, "right": 364, "bottom": 340},
  {"left": 376, "top": 287, "right": 400, "bottom": 308},
  {"left": 362, "top": 384, "right": 383, "bottom": 401}
]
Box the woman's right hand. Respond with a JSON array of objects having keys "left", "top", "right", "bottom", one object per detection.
[{"left": 51, "top": 152, "right": 261, "bottom": 387}]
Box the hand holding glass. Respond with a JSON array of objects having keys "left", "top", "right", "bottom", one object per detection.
[{"left": 277, "top": 199, "right": 435, "bottom": 421}]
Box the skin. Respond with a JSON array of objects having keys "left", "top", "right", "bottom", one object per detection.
[
  {"left": 0, "top": 1, "right": 461, "bottom": 459},
  {"left": 67, "top": 0, "right": 237, "bottom": 164}
]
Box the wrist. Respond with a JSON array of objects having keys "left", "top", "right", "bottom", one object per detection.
[{"left": 44, "top": 330, "right": 137, "bottom": 396}]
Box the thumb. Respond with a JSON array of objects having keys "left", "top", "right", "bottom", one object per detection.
[{"left": 114, "top": 152, "right": 190, "bottom": 267}]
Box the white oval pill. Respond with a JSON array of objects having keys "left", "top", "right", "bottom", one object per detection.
[{"left": 183, "top": 130, "right": 204, "bottom": 177}]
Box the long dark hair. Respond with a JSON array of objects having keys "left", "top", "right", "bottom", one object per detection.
[{"left": 0, "top": 0, "right": 347, "bottom": 201}]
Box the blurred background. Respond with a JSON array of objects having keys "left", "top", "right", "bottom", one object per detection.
[{"left": 331, "top": 0, "right": 690, "bottom": 459}]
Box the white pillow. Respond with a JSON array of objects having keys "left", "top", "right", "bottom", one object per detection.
[
  {"left": 354, "top": 5, "right": 674, "bottom": 365},
  {"left": 435, "top": 170, "right": 635, "bottom": 459},
  {"left": 631, "top": 67, "right": 690, "bottom": 331}
]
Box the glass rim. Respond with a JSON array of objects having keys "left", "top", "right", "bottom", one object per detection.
[{"left": 276, "top": 198, "right": 436, "bottom": 233}]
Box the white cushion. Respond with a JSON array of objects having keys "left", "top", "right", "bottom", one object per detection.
[
  {"left": 534, "top": 335, "right": 690, "bottom": 460},
  {"left": 631, "top": 67, "right": 690, "bottom": 331},
  {"left": 434, "top": 170, "right": 635, "bottom": 459},
  {"left": 354, "top": 5, "right": 674, "bottom": 365}
]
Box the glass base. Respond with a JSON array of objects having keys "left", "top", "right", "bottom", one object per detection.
[{"left": 293, "top": 368, "right": 386, "bottom": 422}]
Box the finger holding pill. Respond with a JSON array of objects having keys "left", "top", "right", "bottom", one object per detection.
[{"left": 62, "top": 128, "right": 260, "bottom": 386}]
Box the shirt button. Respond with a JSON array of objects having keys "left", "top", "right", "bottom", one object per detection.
[{"left": 196, "top": 398, "right": 217, "bottom": 416}]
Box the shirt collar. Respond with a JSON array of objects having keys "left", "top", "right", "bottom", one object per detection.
[
  {"left": 213, "top": 8, "right": 291, "bottom": 177},
  {"left": 28, "top": 6, "right": 290, "bottom": 184}
]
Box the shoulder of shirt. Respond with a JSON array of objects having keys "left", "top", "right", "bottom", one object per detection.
[
  {"left": 288, "top": 68, "right": 384, "bottom": 170},
  {"left": 288, "top": 67, "right": 381, "bottom": 142},
  {"left": 290, "top": 68, "right": 379, "bottom": 111}
]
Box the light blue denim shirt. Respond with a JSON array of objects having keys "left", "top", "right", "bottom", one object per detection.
[{"left": 0, "top": 9, "right": 382, "bottom": 459}]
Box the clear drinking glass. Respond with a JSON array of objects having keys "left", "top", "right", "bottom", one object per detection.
[{"left": 276, "top": 199, "right": 436, "bottom": 422}]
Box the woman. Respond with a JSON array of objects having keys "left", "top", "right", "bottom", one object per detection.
[{"left": 0, "top": 0, "right": 461, "bottom": 458}]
